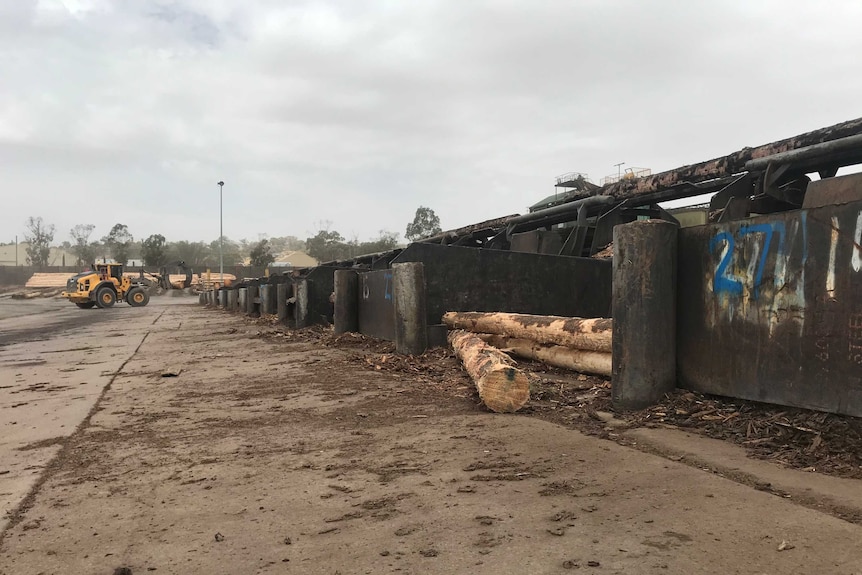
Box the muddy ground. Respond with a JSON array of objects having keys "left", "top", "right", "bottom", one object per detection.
[{"left": 0, "top": 302, "right": 861, "bottom": 574}]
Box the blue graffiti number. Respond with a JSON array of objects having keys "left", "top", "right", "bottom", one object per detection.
[
  {"left": 384, "top": 272, "right": 393, "bottom": 301},
  {"left": 710, "top": 222, "right": 787, "bottom": 299},
  {"left": 710, "top": 231, "right": 743, "bottom": 295},
  {"left": 738, "top": 224, "right": 774, "bottom": 299}
]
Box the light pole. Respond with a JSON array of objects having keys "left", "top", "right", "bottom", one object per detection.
[{"left": 217, "top": 181, "right": 224, "bottom": 285}]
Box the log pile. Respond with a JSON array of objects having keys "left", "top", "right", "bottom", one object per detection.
[
  {"left": 10, "top": 288, "right": 64, "bottom": 299},
  {"left": 444, "top": 311, "right": 613, "bottom": 413},
  {"left": 475, "top": 334, "right": 611, "bottom": 376},
  {"left": 24, "top": 273, "right": 71, "bottom": 288},
  {"left": 197, "top": 274, "right": 236, "bottom": 289},
  {"left": 444, "top": 310, "right": 612, "bottom": 374}
]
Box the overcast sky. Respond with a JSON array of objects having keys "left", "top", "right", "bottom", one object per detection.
[{"left": 2, "top": 0, "right": 861, "bottom": 246}]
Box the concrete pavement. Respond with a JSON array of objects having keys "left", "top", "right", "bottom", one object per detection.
[{"left": 0, "top": 296, "right": 194, "bottom": 532}]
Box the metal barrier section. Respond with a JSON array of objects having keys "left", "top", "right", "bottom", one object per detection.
[
  {"left": 358, "top": 269, "right": 396, "bottom": 341},
  {"left": 392, "top": 243, "right": 612, "bottom": 326},
  {"left": 302, "top": 266, "right": 338, "bottom": 326},
  {"left": 678, "top": 200, "right": 862, "bottom": 416}
]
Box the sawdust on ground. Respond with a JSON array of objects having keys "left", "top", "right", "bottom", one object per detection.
[{"left": 257, "top": 320, "right": 862, "bottom": 480}]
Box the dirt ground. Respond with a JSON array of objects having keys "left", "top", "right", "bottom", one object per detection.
[{"left": 1, "top": 302, "right": 861, "bottom": 574}]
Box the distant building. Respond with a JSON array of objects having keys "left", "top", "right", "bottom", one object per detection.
[
  {"left": 271, "top": 250, "right": 318, "bottom": 269},
  {"left": 0, "top": 243, "right": 78, "bottom": 267}
]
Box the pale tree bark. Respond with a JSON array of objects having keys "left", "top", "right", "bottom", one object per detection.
[
  {"left": 448, "top": 329, "right": 530, "bottom": 413},
  {"left": 476, "top": 334, "right": 611, "bottom": 377},
  {"left": 443, "top": 312, "right": 612, "bottom": 353}
]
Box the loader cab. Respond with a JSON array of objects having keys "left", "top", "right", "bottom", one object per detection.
[{"left": 96, "top": 263, "right": 124, "bottom": 282}]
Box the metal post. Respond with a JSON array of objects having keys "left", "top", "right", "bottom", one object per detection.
[
  {"left": 393, "top": 262, "right": 428, "bottom": 355},
  {"left": 217, "top": 181, "right": 224, "bottom": 285},
  {"left": 334, "top": 269, "right": 359, "bottom": 334},
  {"left": 611, "top": 219, "right": 678, "bottom": 410}
]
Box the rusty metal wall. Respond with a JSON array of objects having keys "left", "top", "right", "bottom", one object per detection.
[
  {"left": 392, "top": 243, "right": 612, "bottom": 325},
  {"left": 677, "top": 201, "right": 862, "bottom": 416},
  {"left": 358, "top": 269, "right": 396, "bottom": 341}
]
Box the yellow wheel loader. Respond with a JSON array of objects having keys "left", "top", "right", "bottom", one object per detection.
[{"left": 61, "top": 263, "right": 150, "bottom": 309}]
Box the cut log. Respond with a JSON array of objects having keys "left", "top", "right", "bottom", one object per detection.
[
  {"left": 442, "top": 312, "right": 612, "bottom": 353},
  {"left": 448, "top": 329, "right": 530, "bottom": 413},
  {"left": 476, "top": 334, "right": 611, "bottom": 377}
]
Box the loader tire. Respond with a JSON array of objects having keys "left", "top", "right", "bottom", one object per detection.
[
  {"left": 95, "top": 287, "right": 116, "bottom": 308},
  {"left": 127, "top": 287, "right": 150, "bottom": 307},
  {"left": 75, "top": 301, "right": 96, "bottom": 309}
]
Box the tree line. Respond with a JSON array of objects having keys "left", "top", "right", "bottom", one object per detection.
[{"left": 14, "top": 207, "right": 443, "bottom": 268}]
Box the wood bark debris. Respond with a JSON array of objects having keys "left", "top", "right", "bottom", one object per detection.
[
  {"left": 442, "top": 312, "right": 612, "bottom": 353},
  {"left": 448, "top": 329, "right": 530, "bottom": 413}
]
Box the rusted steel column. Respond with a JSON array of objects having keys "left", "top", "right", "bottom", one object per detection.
[
  {"left": 219, "top": 288, "right": 228, "bottom": 309},
  {"left": 393, "top": 262, "right": 428, "bottom": 355},
  {"left": 295, "top": 280, "right": 309, "bottom": 328},
  {"left": 227, "top": 289, "right": 238, "bottom": 311},
  {"left": 334, "top": 270, "right": 359, "bottom": 334},
  {"left": 276, "top": 282, "right": 289, "bottom": 323},
  {"left": 612, "top": 220, "right": 678, "bottom": 410},
  {"left": 238, "top": 288, "right": 248, "bottom": 311},
  {"left": 260, "top": 284, "right": 276, "bottom": 315},
  {"left": 246, "top": 285, "right": 259, "bottom": 317}
]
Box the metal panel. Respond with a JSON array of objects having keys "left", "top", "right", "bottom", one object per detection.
[
  {"left": 510, "top": 230, "right": 564, "bottom": 255},
  {"left": 392, "top": 243, "right": 612, "bottom": 325},
  {"left": 677, "top": 201, "right": 862, "bottom": 416},
  {"left": 301, "top": 266, "right": 339, "bottom": 325},
  {"left": 802, "top": 172, "right": 862, "bottom": 209},
  {"left": 358, "top": 270, "right": 395, "bottom": 341}
]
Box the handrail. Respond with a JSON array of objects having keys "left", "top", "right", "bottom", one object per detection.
[{"left": 555, "top": 171, "right": 592, "bottom": 186}]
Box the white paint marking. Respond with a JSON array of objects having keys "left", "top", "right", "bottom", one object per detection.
[
  {"left": 852, "top": 211, "right": 862, "bottom": 273},
  {"left": 827, "top": 217, "right": 839, "bottom": 298}
]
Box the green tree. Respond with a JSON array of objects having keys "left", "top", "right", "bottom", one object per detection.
[
  {"left": 102, "top": 223, "right": 133, "bottom": 264},
  {"left": 24, "top": 216, "right": 55, "bottom": 267},
  {"left": 268, "top": 235, "right": 306, "bottom": 253},
  {"left": 141, "top": 234, "right": 168, "bottom": 266},
  {"left": 356, "top": 230, "right": 400, "bottom": 255},
  {"left": 209, "top": 236, "right": 243, "bottom": 267},
  {"left": 168, "top": 241, "right": 210, "bottom": 266},
  {"left": 69, "top": 223, "right": 97, "bottom": 266},
  {"left": 305, "top": 229, "right": 348, "bottom": 262},
  {"left": 249, "top": 238, "right": 275, "bottom": 267},
  {"left": 405, "top": 206, "right": 442, "bottom": 241}
]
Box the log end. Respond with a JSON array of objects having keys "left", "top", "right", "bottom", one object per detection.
[{"left": 478, "top": 365, "right": 530, "bottom": 413}]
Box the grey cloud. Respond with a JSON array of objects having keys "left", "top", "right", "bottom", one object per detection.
[{"left": 1, "top": 1, "right": 861, "bottom": 246}]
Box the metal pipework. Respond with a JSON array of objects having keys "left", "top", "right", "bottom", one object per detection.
[
  {"left": 505, "top": 195, "right": 615, "bottom": 235},
  {"left": 744, "top": 132, "right": 862, "bottom": 172},
  {"left": 588, "top": 117, "right": 862, "bottom": 204}
]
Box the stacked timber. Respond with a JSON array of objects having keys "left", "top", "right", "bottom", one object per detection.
[
  {"left": 198, "top": 274, "right": 236, "bottom": 290},
  {"left": 24, "top": 273, "right": 72, "bottom": 288},
  {"left": 443, "top": 311, "right": 613, "bottom": 377},
  {"left": 167, "top": 273, "right": 200, "bottom": 289}
]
